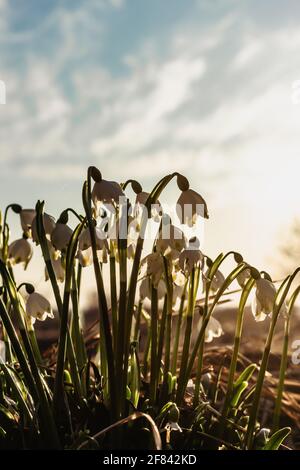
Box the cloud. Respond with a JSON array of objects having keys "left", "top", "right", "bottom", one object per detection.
[{"left": 2, "top": 0, "right": 300, "bottom": 268}]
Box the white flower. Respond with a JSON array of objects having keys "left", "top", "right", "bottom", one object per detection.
[
  {"left": 92, "top": 180, "right": 124, "bottom": 207},
  {"left": 204, "top": 269, "right": 225, "bottom": 293},
  {"left": 45, "top": 257, "right": 65, "bottom": 283},
  {"left": 251, "top": 278, "right": 277, "bottom": 322},
  {"left": 156, "top": 223, "right": 186, "bottom": 256},
  {"left": 50, "top": 223, "right": 73, "bottom": 251},
  {"left": 143, "top": 252, "right": 165, "bottom": 288},
  {"left": 176, "top": 189, "right": 209, "bottom": 227},
  {"left": 78, "top": 226, "right": 106, "bottom": 251},
  {"left": 139, "top": 278, "right": 166, "bottom": 300},
  {"left": 172, "top": 267, "right": 187, "bottom": 287},
  {"left": 77, "top": 247, "right": 93, "bottom": 267},
  {"left": 77, "top": 242, "right": 109, "bottom": 267},
  {"left": 8, "top": 238, "right": 32, "bottom": 267},
  {"left": 237, "top": 268, "right": 251, "bottom": 288},
  {"left": 0, "top": 340, "right": 5, "bottom": 363},
  {"left": 134, "top": 192, "right": 162, "bottom": 222},
  {"left": 186, "top": 379, "right": 195, "bottom": 394},
  {"left": 31, "top": 213, "right": 56, "bottom": 243},
  {"left": 204, "top": 317, "right": 223, "bottom": 343},
  {"left": 166, "top": 421, "right": 182, "bottom": 432},
  {"left": 26, "top": 292, "right": 54, "bottom": 321},
  {"left": 20, "top": 209, "right": 36, "bottom": 236},
  {"left": 179, "top": 248, "right": 203, "bottom": 275}
]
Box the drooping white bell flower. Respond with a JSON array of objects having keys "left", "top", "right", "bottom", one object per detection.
[
  {"left": 92, "top": 180, "right": 125, "bottom": 208},
  {"left": 20, "top": 209, "right": 36, "bottom": 237},
  {"left": 143, "top": 252, "right": 165, "bottom": 288},
  {"left": 31, "top": 213, "right": 56, "bottom": 244},
  {"left": 45, "top": 257, "right": 65, "bottom": 283},
  {"left": 156, "top": 223, "right": 187, "bottom": 256},
  {"left": 164, "top": 404, "right": 182, "bottom": 432},
  {"left": 237, "top": 268, "right": 251, "bottom": 288},
  {"left": 134, "top": 192, "right": 162, "bottom": 222},
  {"left": 179, "top": 247, "right": 203, "bottom": 275},
  {"left": 139, "top": 277, "right": 166, "bottom": 300},
  {"left": 0, "top": 340, "right": 5, "bottom": 363},
  {"left": 204, "top": 317, "right": 223, "bottom": 343},
  {"left": 251, "top": 278, "right": 277, "bottom": 322},
  {"left": 172, "top": 266, "right": 187, "bottom": 287},
  {"left": 50, "top": 223, "right": 73, "bottom": 251},
  {"left": 26, "top": 292, "right": 54, "bottom": 321},
  {"left": 204, "top": 269, "right": 225, "bottom": 293},
  {"left": 78, "top": 226, "right": 106, "bottom": 251},
  {"left": 176, "top": 189, "right": 209, "bottom": 227},
  {"left": 77, "top": 247, "right": 93, "bottom": 267},
  {"left": 8, "top": 238, "right": 32, "bottom": 267},
  {"left": 196, "top": 308, "right": 223, "bottom": 343},
  {"left": 77, "top": 241, "right": 109, "bottom": 267}
]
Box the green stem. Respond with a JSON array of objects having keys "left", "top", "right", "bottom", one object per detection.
[
  {"left": 157, "top": 296, "right": 167, "bottom": 378},
  {"left": 171, "top": 283, "right": 187, "bottom": 375},
  {"left": 149, "top": 284, "right": 158, "bottom": 404},
  {"left": 71, "top": 267, "right": 87, "bottom": 374},
  {"left": 245, "top": 270, "right": 300, "bottom": 448},
  {"left": 134, "top": 300, "right": 143, "bottom": 343},
  {"left": 273, "top": 285, "right": 300, "bottom": 430},
  {"left": 0, "top": 263, "right": 60, "bottom": 448},
  {"left": 35, "top": 202, "right": 81, "bottom": 393},
  {"left": 110, "top": 250, "right": 118, "bottom": 351},
  {"left": 176, "top": 268, "right": 196, "bottom": 404},
  {"left": 177, "top": 263, "right": 247, "bottom": 405},
  {"left": 82, "top": 175, "right": 117, "bottom": 419},
  {"left": 162, "top": 258, "right": 173, "bottom": 398},
  {"left": 222, "top": 278, "right": 255, "bottom": 419},
  {"left": 193, "top": 337, "right": 204, "bottom": 407}
]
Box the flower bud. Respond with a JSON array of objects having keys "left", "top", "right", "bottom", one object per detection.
[
  {"left": 176, "top": 174, "right": 190, "bottom": 191},
  {"left": 233, "top": 252, "right": 243, "bottom": 263},
  {"left": 131, "top": 180, "right": 143, "bottom": 194},
  {"left": 250, "top": 267, "right": 261, "bottom": 280},
  {"left": 11, "top": 204, "right": 22, "bottom": 214},
  {"left": 89, "top": 166, "right": 102, "bottom": 182}
]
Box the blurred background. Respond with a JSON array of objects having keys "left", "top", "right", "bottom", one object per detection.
[{"left": 1, "top": 0, "right": 300, "bottom": 307}]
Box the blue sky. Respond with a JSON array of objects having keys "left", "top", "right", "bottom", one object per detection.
[{"left": 1, "top": 0, "right": 300, "bottom": 272}]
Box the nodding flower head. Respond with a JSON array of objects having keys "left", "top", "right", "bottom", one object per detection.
[
  {"left": 78, "top": 226, "right": 106, "bottom": 251},
  {"left": 26, "top": 292, "right": 54, "bottom": 321},
  {"left": 179, "top": 238, "right": 203, "bottom": 275},
  {"left": 19, "top": 209, "right": 36, "bottom": 237},
  {"left": 156, "top": 223, "right": 186, "bottom": 256},
  {"left": 205, "top": 317, "right": 223, "bottom": 343},
  {"left": 45, "top": 257, "right": 65, "bottom": 283},
  {"left": 204, "top": 268, "right": 225, "bottom": 293},
  {"left": 139, "top": 277, "right": 166, "bottom": 300},
  {"left": 237, "top": 267, "right": 251, "bottom": 288},
  {"left": 164, "top": 404, "right": 182, "bottom": 433},
  {"left": 134, "top": 191, "right": 162, "bottom": 222},
  {"left": 50, "top": 223, "right": 73, "bottom": 251},
  {"left": 77, "top": 241, "right": 109, "bottom": 267},
  {"left": 31, "top": 213, "right": 56, "bottom": 244},
  {"left": 8, "top": 238, "right": 32, "bottom": 268},
  {"left": 252, "top": 278, "right": 277, "bottom": 322},
  {"left": 176, "top": 189, "right": 209, "bottom": 227},
  {"left": 92, "top": 179, "right": 125, "bottom": 208},
  {"left": 143, "top": 252, "right": 164, "bottom": 288}
]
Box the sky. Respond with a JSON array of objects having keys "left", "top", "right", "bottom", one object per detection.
[{"left": 1, "top": 0, "right": 300, "bottom": 283}]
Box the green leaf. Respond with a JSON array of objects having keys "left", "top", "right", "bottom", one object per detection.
[
  {"left": 234, "top": 363, "right": 257, "bottom": 388},
  {"left": 230, "top": 381, "right": 248, "bottom": 407},
  {"left": 263, "top": 427, "right": 291, "bottom": 450}
]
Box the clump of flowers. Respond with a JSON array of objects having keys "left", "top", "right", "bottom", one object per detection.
[{"left": 0, "top": 167, "right": 295, "bottom": 452}]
